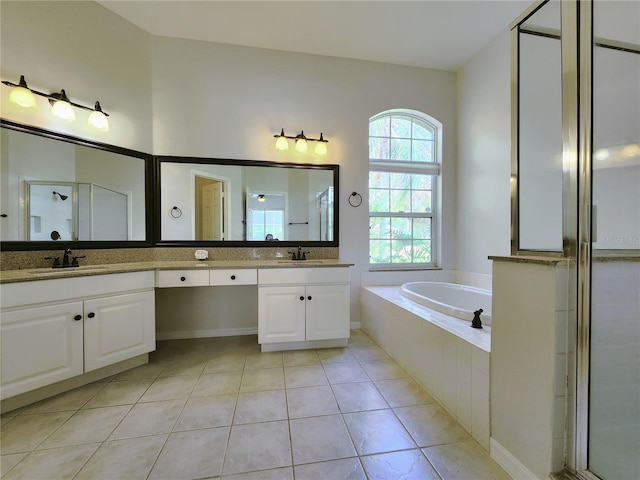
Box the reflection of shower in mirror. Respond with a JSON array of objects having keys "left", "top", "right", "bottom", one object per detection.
[{"left": 52, "top": 191, "right": 68, "bottom": 201}]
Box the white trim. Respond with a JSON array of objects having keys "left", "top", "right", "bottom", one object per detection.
[
  {"left": 491, "top": 437, "right": 542, "bottom": 480},
  {"left": 350, "top": 321, "right": 361, "bottom": 329},
  {"left": 156, "top": 327, "right": 258, "bottom": 341}
]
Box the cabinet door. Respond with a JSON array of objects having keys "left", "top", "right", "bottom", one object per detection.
[
  {"left": 258, "top": 286, "right": 306, "bottom": 344},
  {"left": 305, "top": 284, "right": 350, "bottom": 341},
  {"left": 84, "top": 291, "right": 155, "bottom": 372},
  {"left": 1, "top": 302, "right": 84, "bottom": 399}
]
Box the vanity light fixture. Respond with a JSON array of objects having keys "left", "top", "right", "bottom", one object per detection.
[
  {"left": 50, "top": 90, "right": 76, "bottom": 121},
  {"left": 274, "top": 129, "right": 328, "bottom": 155},
  {"left": 2, "top": 75, "right": 110, "bottom": 131},
  {"left": 7, "top": 75, "right": 37, "bottom": 109}
]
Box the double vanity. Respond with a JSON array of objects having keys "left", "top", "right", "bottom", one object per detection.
[{"left": 0, "top": 259, "right": 351, "bottom": 412}]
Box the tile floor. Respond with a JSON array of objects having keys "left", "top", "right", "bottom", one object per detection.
[{"left": 1, "top": 330, "right": 509, "bottom": 479}]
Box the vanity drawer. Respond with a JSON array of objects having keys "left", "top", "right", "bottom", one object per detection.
[
  {"left": 156, "top": 270, "right": 210, "bottom": 288},
  {"left": 210, "top": 269, "right": 257, "bottom": 286}
]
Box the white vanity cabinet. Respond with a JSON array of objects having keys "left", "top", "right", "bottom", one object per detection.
[
  {"left": 258, "top": 267, "right": 350, "bottom": 349},
  {"left": 0, "top": 271, "right": 155, "bottom": 400}
]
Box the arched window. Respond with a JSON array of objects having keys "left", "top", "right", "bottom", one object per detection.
[{"left": 369, "top": 109, "right": 441, "bottom": 268}]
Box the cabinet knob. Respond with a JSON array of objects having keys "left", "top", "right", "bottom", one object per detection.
[
  {"left": 231, "top": 275, "right": 236, "bottom": 280},
  {"left": 74, "top": 314, "right": 82, "bottom": 321},
  {"left": 308, "top": 296, "right": 312, "bottom": 301},
  {"left": 299, "top": 296, "right": 305, "bottom": 301},
  {"left": 87, "top": 312, "right": 95, "bottom": 319},
  {"left": 180, "top": 276, "right": 186, "bottom": 282}
]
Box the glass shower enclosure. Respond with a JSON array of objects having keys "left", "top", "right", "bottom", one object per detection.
[{"left": 512, "top": 0, "right": 639, "bottom": 478}]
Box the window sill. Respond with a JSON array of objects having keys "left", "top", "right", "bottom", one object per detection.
[{"left": 368, "top": 266, "right": 442, "bottom": 272}]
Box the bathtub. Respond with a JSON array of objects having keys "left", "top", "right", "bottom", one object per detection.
[{"left": 400, "top": 282, "right": 492, "bottom": 326}]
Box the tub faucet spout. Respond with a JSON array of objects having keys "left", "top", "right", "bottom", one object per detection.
[{"left": 471, "top": 309, "right": 483, "bottom": 329}]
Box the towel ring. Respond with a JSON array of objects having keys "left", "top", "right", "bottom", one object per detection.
[
  {"left": 348, "top": 191, "right": 362, "bottom": 207},
  {"left": 170, "top": 206, "right": 182, "bottom": 218}
]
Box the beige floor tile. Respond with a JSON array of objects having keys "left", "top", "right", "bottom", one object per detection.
[
  {"left": 317, "top": 347, "right": 357, "bottom": 364},
  {"left": 2, "top": 443, "right": 100, "bottom": 480},
  {"left": 192, "top": 371, "right": 243, "bottom": 396},
  {"left": 374, "top": 377, "right": 435, "bottom": 407},
  {"left": 221, "top": 466, "right": 294, "bottom": 479},
  {"left": 234, "top": 390, "right": 287, "bottom": 424},
  {"left": 286, "top": 385, "right": 340, "bottom": 418},
  {"left": 395, "top": 403, "right": 471, "bottom": 447},
  {"left": 204, "top": 352, "right": 247, "bottom": 373},
  {"left": 294, "top": 457, "right": 367, "bottom": 480},
  {"left": 158, "top": 355, "right": 208, "bottom": 377},
  {"left": 244, "top": 352, "right": 283, "bottom": 370},
  {"left": 148, "top": 427, "right": 230, "bottom": 479},
  {"left": 114, "top": 361, "right": 165, "bottom": 381},
  {"left": 283, "top": 349, "right": 320, "bottom": 366},
  {"left": 108, "top": 399, "right": 185, "bottom": 440},
  {"left": 348, "top": 330, "right": 376, "bottom": 346},
  {"left": 361, "top": 449, "right": 440, "bottom": 480},
  {"left": 240, "top": 367, "right": 285, "bottom": 392},
  {"left": 82, "top": 378, "right": 153, "bottom": 408},
  {"left": 349, "top": 345, "right": 391, "bottom": 362},
  {"left": 19, "top": 383, "right": 105, "bottom": 414},
  {"left": 0, "top": 453, "right": 27, "bottom": 477},
  {"left": 38, "top": 405, "right": 131, "bottom": 448},
  {"left": 343, "top": 409, "right": 416, "bottom": 455},
  {"left": 174, "top": 394, "right": 237, "bottom": 431},
  {"left": 74, "top": 434, "right": 167, "bottom": 480},
  {"left": 222, "top": 421, "right": 292, "bottom": 475},
  {"left": 332, "top": 382, "right": 389, "bottom": 413},
  {"left": 1, "top": 415, "right": 17, "bottom": 426},
  {"left": 323, "top": 362, "right": 370, "bottom": 384},
  {"left": 0, "top": 411, "right": 74, "bottom": 454},
  {"left": 290, "top": 414, "right": 357, "bottom": 465},
  {"left": 360, "top": 359, "right": 409, "bottom": 381},
  {"left": 284, "top": 364, "right": 328, "bottom": 388},
  {"left": 139, "top": 375, "right": 198, "bottom": 402},
  {"left": 423, "top": 439, "right": 511, "bottom": 480}
]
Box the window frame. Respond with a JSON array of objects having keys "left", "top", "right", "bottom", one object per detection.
[{"left": 368, "top": 110, "right": 442, "bottom": 270}]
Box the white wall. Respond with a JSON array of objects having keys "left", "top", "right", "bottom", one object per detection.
[
  {"left": 456, "top": 31, "right": 512, "bottom": 276},
  {"left": 0, "top": 1, "right": 153, "bottom": 152},
  {"left": 151, "top": 36, "right": 458, "bottom": 322}
]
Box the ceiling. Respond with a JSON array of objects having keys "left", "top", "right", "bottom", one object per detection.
[{"left": 98, "top": 0, "right": 532, "bottom": 71}]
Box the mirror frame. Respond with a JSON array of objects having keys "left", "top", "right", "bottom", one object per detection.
[
  {"left": 154, "top": 156, "right": 340, "bottom": 248},
  {"left": 0, "top": 119, "right": 154, "bottom": 251}
]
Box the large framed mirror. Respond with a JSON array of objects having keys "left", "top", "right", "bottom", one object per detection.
[
  {"left": 0, "top": 119, "right": 153, "bottom": 250},
  {"left": 155, "top": 156, "right": 339, "bottom": 247}
]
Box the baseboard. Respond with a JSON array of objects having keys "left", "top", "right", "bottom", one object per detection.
[
  {"left": 156, "top": 327, "right": 258, "bottom": 341},
  {"left": 491, "top": 437, "right": 542, "bottom": 480}
]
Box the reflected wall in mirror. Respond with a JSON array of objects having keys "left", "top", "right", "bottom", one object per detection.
[
  {"left": 158, "top": 158, "right": 338, "bottom": 245},
  {"left": 0, "top": 120, "right": 152, "bottom": 249}
]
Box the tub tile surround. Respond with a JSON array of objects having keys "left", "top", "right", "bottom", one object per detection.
[
  {"left": 360, "top": 286, "right": 491, "bottom": 452},
  {"left": 0, "top": 332, "right": 508, "bottom": 480}
]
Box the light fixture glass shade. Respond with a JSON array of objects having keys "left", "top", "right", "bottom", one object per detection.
[
  {"left": 314, "top": 141, "right": 328, "bottom": 156},
  {"left": 275, "top": 135, "right": 289, "bottom": 150},
  {"left": 295, "top": 137, "right": 308, "bottom": 153},
  {"left": 257, "top": 194, "right": 266, "bottom": 203},
  {"left": 9, "top": 86, "right": 37, "bottom": 109},
  {"left": 51, "top": 99, "right": 75, "bottom": 121},
  {"left": 88, "top": 105, "right": 109, "bottom": 131}
]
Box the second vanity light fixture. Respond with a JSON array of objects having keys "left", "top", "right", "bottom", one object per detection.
[
  {"left": 274, "top": 129, "right": 328, "bottom": 155},
  {"left": 2, "top": 75, "right": 110, "bottom": 132}
]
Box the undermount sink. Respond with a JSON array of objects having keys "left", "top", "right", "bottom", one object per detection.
[{"left": 30, "top": 267, "right": 110, "bottom": 275}]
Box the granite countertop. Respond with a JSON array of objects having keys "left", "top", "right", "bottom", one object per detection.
[{"left": 0, "top": 259, "right": 353, "bottom": 284}]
